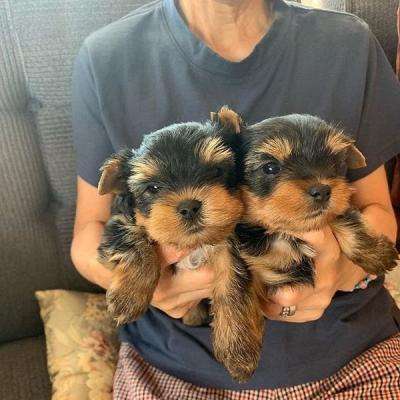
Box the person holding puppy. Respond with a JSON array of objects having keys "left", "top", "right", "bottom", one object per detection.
[{"left": 71, "top": 0, "right": 400, "bottom": 398}]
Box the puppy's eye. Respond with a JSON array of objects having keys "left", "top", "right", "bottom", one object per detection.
[
  {"left": 263, "top": 161, "right": 281, "bottom": 175},
  {"left": 145, "top": 184, "right": 161, "bottom": 194}
]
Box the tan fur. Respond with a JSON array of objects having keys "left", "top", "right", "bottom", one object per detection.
[
  {"left": 258, "top": 137, "right": 292, "bottom": 161},
  {"left": 197, "top": 137, "right": 234, "bottom": 164},
  {"left": 326, "top": 130, "right": 350, "bottom": 154},
  {"left": 242, "top": 177, "right": 352, "bottom": 233},
  {"left": 105, "top": 225, "right": 160, "bottom": 325},
  {"left": 211, "top": 106, "right": 243, "bottom": 133},
  {"left": 243, "top": 239, "right": 301, "bottom": 271},
  {"left": 98, "top": 158, "right": 124, "bottom": 195},
  {"left": 211, "top": 244, "right": 264, "bottom": 382},
  {"left": 129, "top": 158, "right": 160, "bottom": 184},
  {"left": 245, "top": 256, "right": 291, "bottom": 288},
  {"left": 326, "top": 131, "right": 366, "bottom": 169},
  {"left": 347, "top": 145, "right": 367, "bottom": 169},
  {"left": 138, "top": 185, "right": 243, "bottom": 248},
  {"left": 331, "top": 213, "right": 398, "bottom": 275},
  {"left": 330, "top": 220, "right": 359, "bottom": 257}
]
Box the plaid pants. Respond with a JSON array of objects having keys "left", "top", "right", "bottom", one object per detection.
[{"left": 113, "top": 334, "right": 400, "bottom": 399}]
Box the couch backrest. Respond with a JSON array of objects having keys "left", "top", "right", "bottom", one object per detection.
[
  {"left": 0, "top": 0, "right": 149, "bottom": 343},
  {"left": 0, "top": 0, "right": 398, "bottom": 343}
]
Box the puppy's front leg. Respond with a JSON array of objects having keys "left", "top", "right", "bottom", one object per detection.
[
  {"left": 211, "top": 240, "right": 264, "bottom": 383},
  {"left": 331, "top": 208, "right": 399, "bottom": 276},
  {"left": 98, "top": 214, "right": 160, "bottom": 325}
]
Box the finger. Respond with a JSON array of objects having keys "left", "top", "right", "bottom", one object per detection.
[
  {"left": 304, "top": 230, "right": 343, "bottom": 294},
  {"left": 157, "top": 244, "right": 191, "bottom": 268},
  {"left": 268, "top": 285, "right": 314, "bottom": 307},
  {"left": 152, "top": 264, "right": 214, "bottom": 310},
  {"left": 268, "top": 269, "right": 338, "bottom": 305},
  {"left": 170, "top": 264, "right": 215, "bottom": 293},
  {"left": 292, "top": 227, "right": 341, "bottom": 296},
  {"left": 295, "top": 228, "right": 328, "bottom": 252},
  {"left": 165, "top": 300, "right": 203, "bottom": 319},
  {"left": 261, "top": 299, "right": 326, "bottom": 323},
  {"left": 264, "top": 307, "right": 325, "bottom": 323},
  {"left": 162, "top": 303, "right": 193, "bottom": 319},
  {"left": 297, "top": 227, "right": 340, "bottom": 263},
  {"left": 263, "top": 283, "right": 334, "bottom": 317}
]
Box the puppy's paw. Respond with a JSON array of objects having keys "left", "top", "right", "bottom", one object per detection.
[
  {"left": 106, "top": 291, "right": 150, "bottom": 325},
  {"left": 332, "top": 210, "right": 399, "bottom": 276},
  {"left": 225, "top": 359, "right": 259, "bottom": 384},
  {"left": 106, "top": 287, "right": 151, "bottom": 325},
  {"left": 353, "top": 235, "right": 399, "bottom": 276},
  {"left": 214, "top": 333, "right": 261, "bottom": 383},
  {"left": 370, "top": 236, "right": 399, "bottom": 274}
]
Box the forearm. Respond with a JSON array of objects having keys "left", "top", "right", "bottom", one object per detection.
[
  {"left": 360, "top": 203, "right": 397, "bottom": 243},
  {"left": 351, "top": 166, "right": 397, "bottom": 244},
  {"left": 70, "top": 220, "right": 112, "bottom": 289}
]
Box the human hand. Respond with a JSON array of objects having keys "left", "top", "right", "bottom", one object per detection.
[
  {"left": 151, "top": 244, "right": 215, "bottom": 318},
  {"left": 260, "top": 226, "right": 375, "bottom": 323}
]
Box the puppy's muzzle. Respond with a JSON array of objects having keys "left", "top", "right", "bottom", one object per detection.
[
  {"left": 177, "top": 199, "right": 202, "bottom": 221},
  {"left": 308, "top": 184, "right": 331, "bottom": 205}
]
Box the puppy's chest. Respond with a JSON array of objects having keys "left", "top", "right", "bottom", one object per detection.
[{"left": 235, "top": 224, "right": 313, "bottom": 279}]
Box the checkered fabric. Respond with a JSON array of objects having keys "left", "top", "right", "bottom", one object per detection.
[{"left": 113, "top": 334, "right": 400, "bottom": 399}]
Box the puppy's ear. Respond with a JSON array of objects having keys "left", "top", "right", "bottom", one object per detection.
[
  {"left": 98, "top": 149, "right": 132, "bottom": 195},
  {"left": 326, "top": 130, "right": 366, "bottom": 170},
  {"left": 346, "top": 145, "right": 366, "bottom": 169},
  {"left": 211, "top": 106, "right": 244, "bottom": 134}
]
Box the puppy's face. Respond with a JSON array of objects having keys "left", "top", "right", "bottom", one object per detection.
[
  {"left": 99, "top": 108, "right": 244, "bottom": 249},
  {"left": 242, "top": 115, "right": 366, "bottom": 233}
]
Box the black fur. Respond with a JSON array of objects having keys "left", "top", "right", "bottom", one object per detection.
[{"left": 235, "top": 223, "right": 272, "bottom": 257}]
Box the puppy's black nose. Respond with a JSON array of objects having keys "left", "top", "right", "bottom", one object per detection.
[
  {"left": 308, "top": 184, "right": 331, "bottom": 202},
  {"left": 177, "top": 200, "right": 202, "bottom": 220}
]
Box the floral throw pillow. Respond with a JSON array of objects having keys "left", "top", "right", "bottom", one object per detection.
[{"left": 36, "top": 290, "right": 119, "bottom": 400}]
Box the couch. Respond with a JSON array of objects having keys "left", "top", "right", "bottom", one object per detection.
[{"left": 0, "top": 0, "right": 399, "bottom": 399}]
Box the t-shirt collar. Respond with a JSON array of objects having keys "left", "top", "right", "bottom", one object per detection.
[{"left": 162, "top": 0, "right": 293, "bottom": 78}]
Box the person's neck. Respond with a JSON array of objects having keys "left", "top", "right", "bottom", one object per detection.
[{"left": 177, "top": 0, "right": 275, "bottom": 62}]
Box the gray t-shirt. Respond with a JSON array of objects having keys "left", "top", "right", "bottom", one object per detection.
[{"left": 72, "top": 0, "right": 400, "bottom": 390}]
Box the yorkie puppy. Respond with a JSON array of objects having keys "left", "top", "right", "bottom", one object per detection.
[
  {"left": 237, "top": 114, "right": 399, "bottom": 298},
  {"left": 97, "top": 107, "right": 264, "bottom": 382}
]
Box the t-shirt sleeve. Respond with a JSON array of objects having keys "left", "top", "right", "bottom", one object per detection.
[
  {"left": 347, "top": 29, "right": 400, "bottom": 182},
  {"left": 71, "top": 42, "right": 114, "bottom": 188}
]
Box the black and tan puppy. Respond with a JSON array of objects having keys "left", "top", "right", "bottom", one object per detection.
[
  {"left": 238, "top": 114, "right": 399, "bottom": 297},
  {"left": 97, "top": 108, "right": 264, "bottom": 382}
]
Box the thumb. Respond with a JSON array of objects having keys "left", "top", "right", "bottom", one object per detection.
[
  {"left": 296, "top": 227, "right": 336, "bottom": 256},
  {"left": 157, "top": 244, "right": 191, "bottom": 268}
]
